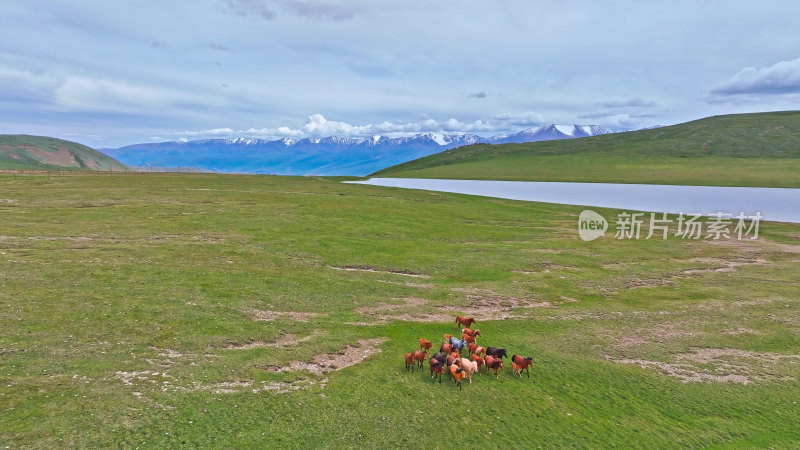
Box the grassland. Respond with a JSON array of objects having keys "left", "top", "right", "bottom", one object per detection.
[
  {"left": 1, "top": 173, "right": 799, "bottom": 447},
  {"left": 0, "top": 135, "right": 127, "bottom": 171},
  {"left": 373, "top": 111, "right": 800, "bottom": 188}
]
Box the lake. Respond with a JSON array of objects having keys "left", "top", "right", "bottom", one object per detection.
[{"left": 347, "top": 178, "right": 800, "bottom": 224}]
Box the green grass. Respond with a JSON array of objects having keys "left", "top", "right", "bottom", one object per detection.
[
  {"left": 373, "top": 111, "right": 800, "bottom": 188},
  {"left": 0, "top": 134, "right": 127, "bottom": 171},
  {"left": 1, "top": 173, "right": 798, "bottom": 447}
]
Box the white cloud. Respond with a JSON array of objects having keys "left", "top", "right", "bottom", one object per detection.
[
  {"left": 167, "top": 113, "right": 524, "bottom": 141},
  {"left": 708, "top": 57, "right": 800, "bottom": 102},
  {"left": 302, "top": 113, "right": 363, "bottom": 135}
]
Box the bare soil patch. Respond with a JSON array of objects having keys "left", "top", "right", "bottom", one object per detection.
[
  {"left": 625, "top": 278, "right": 675, "bottom": 289},
  {"left": 328, "top": 265, "right": 431, "bottom": 278},
  {"left": 251, "top": 310, "right": 323, "bottom": 322},
  {"left": 512, "top": 263, "right": 572, "bottom": 274},
  {"left": 376, "top": 279, "right": 435, "bottom": 289},
  {"left": 706, "top": 239, "right": 800, "bottom": 254},
  {"left": 678, "top": 257, "right": 768, "bottom": 275},
  {"left": 264, "top": 338, "right": 387, "bottom": 376},
  {"left": 607, "top": 347, "right": 799, "bottom": 384},
  {"left": 721, "top": 327, "right": 759, "bottom": 335},
  {"left": 356, "top": 297, "right": 429, "bottom": 315},
  {"left": 389, "top": 312, "right": 456, "bottom": 323},
  {"left": 225, "top": 340, "right": 270, "bottom": 350},
  {"left": 445, "top": 287, "right": 553, "bottom": 319},
  {"left": 612, "top": 322, "right": 701, "bottom": 350},
  {"left": 225, "top": 332, "right": 324, "bottom": 350}
]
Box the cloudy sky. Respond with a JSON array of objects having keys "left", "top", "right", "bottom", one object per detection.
[{"left": 2, "top": 0, "right": 800, "bottom": 147}]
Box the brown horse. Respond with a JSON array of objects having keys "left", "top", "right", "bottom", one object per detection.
[
  {"left": 404, "top": 352, "right": 415, "bottom": 372},
  {"left": 440, "top": 342, "right": 453, "bottom": 354},
  {"left": 467, "top": 343, "right": 485, "bottom": 356},
  {"left": 485, "top": 355, "right": 504, "bottom": 378},
  {"left": 471, "top": 354, "right": 484, "bottom": 374},
  {"left": 511, "top": 355, "right": 534, "bottom": 378},
  {"left": 419, "top": 338, "right": 433, "bottom": 352},
  {"left": 462, "top": 328, "right": 481, "bottom": 337},
  {"left": 455, "top": 316, "right": 476, "bottom": 329},
  {"left": 450, "top": 364, "right": 466, "bottom": 390},
  {"left": 429, "top": 357, "right": 445, "bottom": 383},
  {"left": 413, "top": 350, "right": 428, "bottom": 369}
]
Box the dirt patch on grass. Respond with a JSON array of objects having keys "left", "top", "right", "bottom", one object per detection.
[
  {"left": 444, "top": 287, "right": 552, "bottom": 319},
  {"left": 613, "top": 323, "right": 702, "bottom": 350},
  {"left": 721, "top": 327, "right": 759, "bottom": 335},
  {"left": 157, "top": 349, "right": 187, "bottom": 359},
  {"left": 178, "top": 378, "right": 327, "bottom": 394},
  {"left": 706, "top": 239, "right": 800, "bottom": 254},
  {"left": 265, "top": 338, "right": 387, "bottom": 375},
  {"left": 226, "top": 332, "right": 325, "bottom": 350},
  {"left": 328, "top": 265, "right": 431, "bottom": 278},
  {"left": 624, "top": 278, "right": 675, "bottom": 289},
  {"left": 376, "top": 279, "right": 435, "bottom": 289},
  {"left": 532, "top": 248, "right": 565, "bottom": 254},
  {"left": 390, "top": 312, "right": 456, "bottom": 323},
  {"left": 678, "top": 257, "right": 768, "bottom": 275},
  {"left": 608, "top": 347, "right": 799, "bottom": 384},
  {"left": 225, "top": 340, "right": 270, "bottom": 350},
  {"left": 512, "top": 263, "right": 572, "bottom": 274},
  {"left": 356, "top": 297, "right": 429, "bottom": 315},
  {"left": 118, "top": 370, "right": 327, "bottom": 395},
  {"left": 116, "top": 370, "right": 174, "bottom": 386},
  {"left": 694, "top": 298, "right": 777, "bottom": 310},
  {"left": 251, "top": 310, "right": 323, "bottom": 322}
]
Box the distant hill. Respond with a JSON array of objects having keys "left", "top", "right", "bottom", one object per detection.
[
  {"left": 371, "top": 111, "right": 800, "bottom": 188},
  {"left": 104, "top": 125, "right": 614, "bottom": 176},
  {"left": 0, "top": 135, "right": 127, "bottom": 171}
]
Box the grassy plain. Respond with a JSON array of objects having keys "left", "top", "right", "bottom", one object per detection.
[
  {"left": 374, "top": 111, "right": 800, "bottom": 188},
  {"left": 1, "top": 173, "right": 799, "bottom": 447}
]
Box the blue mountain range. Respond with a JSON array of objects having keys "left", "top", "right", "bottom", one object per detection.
[{"left": 102, "top": 124, "right": 615, "bottom": 176}]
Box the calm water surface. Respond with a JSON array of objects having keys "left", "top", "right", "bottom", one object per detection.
[{"left": 348, "top": 178, "right": 800, "bottom": 223}]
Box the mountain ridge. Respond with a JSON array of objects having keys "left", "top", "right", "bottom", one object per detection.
[{"left": 103, "top": 124, "right": 616, "bottom": 176}]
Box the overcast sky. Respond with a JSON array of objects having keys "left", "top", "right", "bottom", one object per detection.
[{"left": 2, "top": 0, "right": 800, "bottom": 147}]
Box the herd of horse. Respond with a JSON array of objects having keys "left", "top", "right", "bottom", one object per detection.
[{"left": 403, "top": 315, "right": 534, "bottom": 390}]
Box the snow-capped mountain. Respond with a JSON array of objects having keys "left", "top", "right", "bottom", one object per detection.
[
  {"left": 103, "top": 124, "right": 617, "bottom": 176},
  {"left": 489, "top": 124, "right": 614, "bottom": 144}
]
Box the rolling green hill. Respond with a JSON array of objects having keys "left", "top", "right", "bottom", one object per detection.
[
  {"left": 0, "top": 134, "right": 127, "bottom": 171},
  {"left": 372, "top": 111, "right": 800, "bottom": 188}
]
